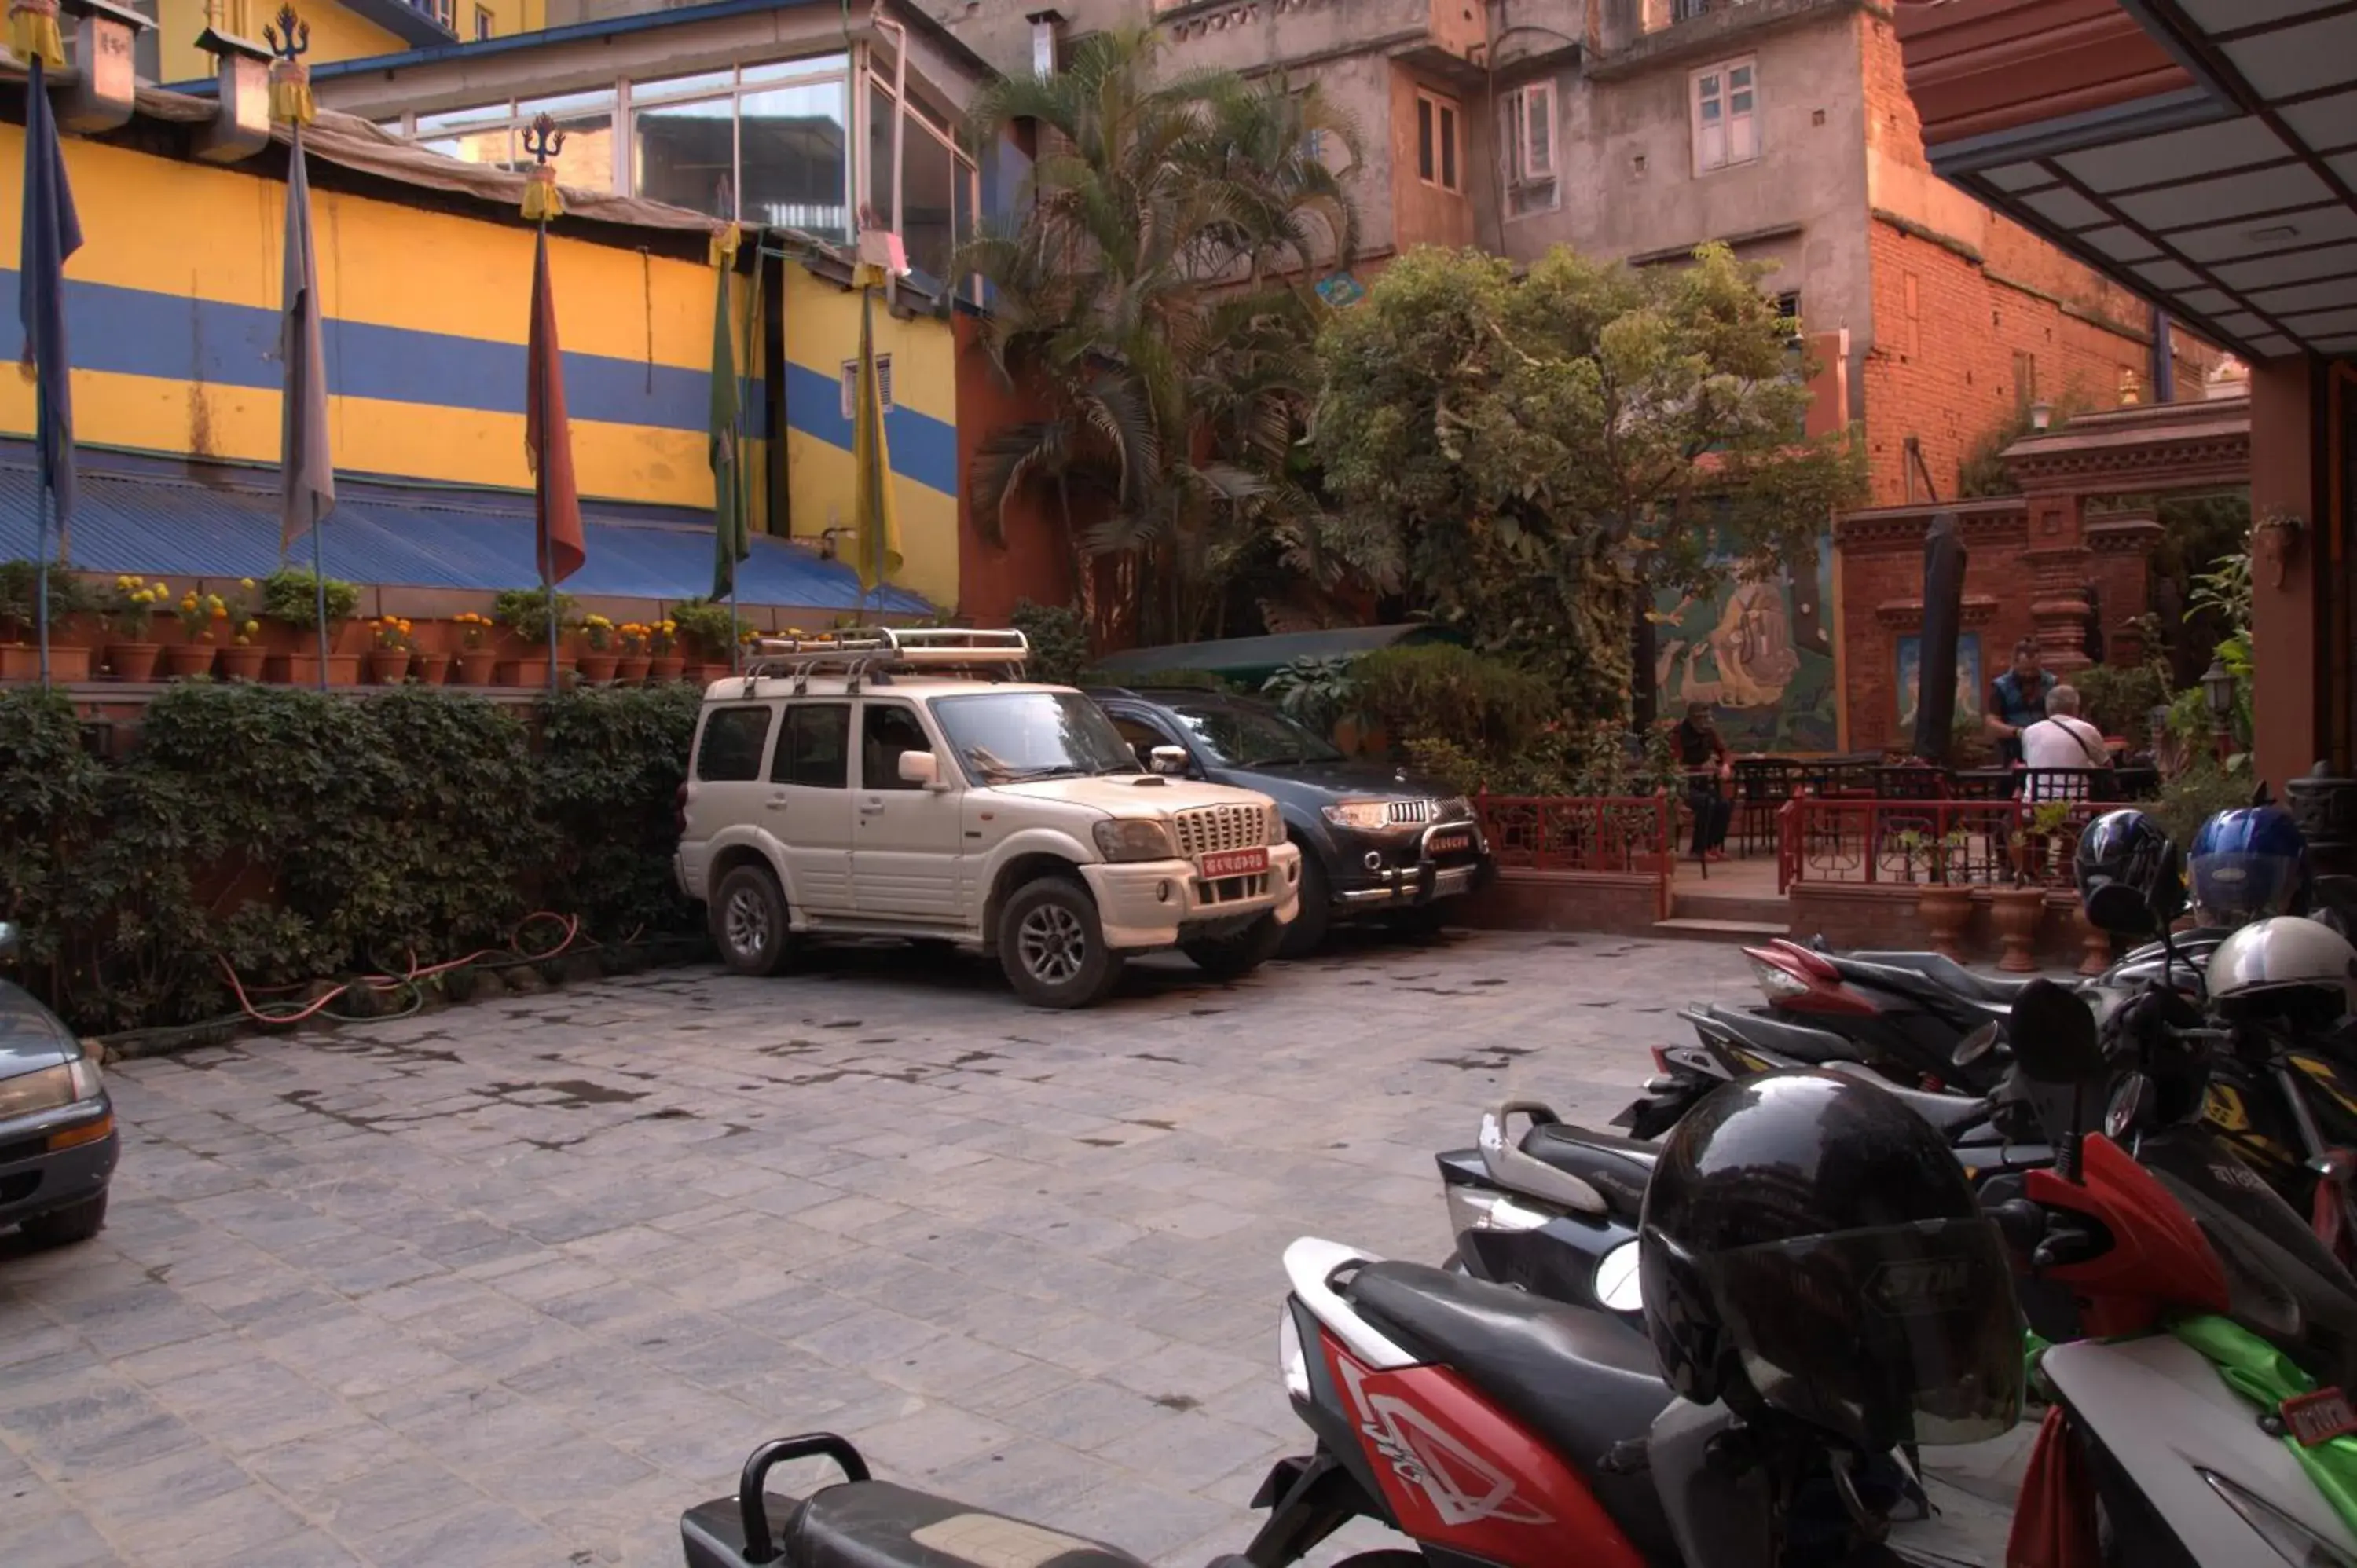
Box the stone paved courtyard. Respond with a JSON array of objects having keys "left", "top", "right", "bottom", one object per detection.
[{"left": 1, "top": 931, "right": 1760, "bottom": 1567}]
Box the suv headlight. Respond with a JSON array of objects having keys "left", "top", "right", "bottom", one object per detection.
[
  {"left": 1321, "top": 800, "right": 1396, "bottom": 832},
  {"left": 1094, "top": 819, "right": 1178, "bottom": 862},
  {"left": 1263, "top": 803, "right": 1285, "bottom": 845},
  {"left": 0, "top": 1055, "right": 103, "bottom": 1120}
]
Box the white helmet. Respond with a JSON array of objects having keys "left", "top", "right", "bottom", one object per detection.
[{"left": 2208, "top": 916, "right": 2357, "bottom": 1017}]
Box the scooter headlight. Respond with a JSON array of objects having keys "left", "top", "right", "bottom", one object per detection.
[
  {"left": 1278, "top": 1307, "right": 1310, "bottom": 1402},
  {"left": 1593, "top": 1241, "right": 1644, "bottom": 1313}
]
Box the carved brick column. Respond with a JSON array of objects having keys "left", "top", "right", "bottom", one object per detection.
[{"left": 2023, "top": 493, "right": 2091, "bottom": 671}]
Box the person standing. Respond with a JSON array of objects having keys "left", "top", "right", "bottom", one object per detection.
[
  {"left": 1986, "top": 639, "right": 2057, "bottom": 768},
  {"left": 1675, "top": 701, "right": 1734, "bottom": 863}
]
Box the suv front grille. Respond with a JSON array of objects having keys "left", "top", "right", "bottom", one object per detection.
[
  {"left": 1172, "top": 804, "right": 1263, "bottom": 857},
  {"left": 1387, "top": 799, "right": 1435, "bottom": 825}
]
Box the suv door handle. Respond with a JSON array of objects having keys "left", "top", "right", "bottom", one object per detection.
[
  {"left": 859, "top": 798, "right": 885, "bottom": 815},
  {"left": 764, "top": 794, "right": 789, "bottom": 811}
]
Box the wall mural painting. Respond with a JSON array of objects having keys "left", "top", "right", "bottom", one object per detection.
[
  {"left": 1652, "top": 527, "right": 1838, "bottom": 753},
  {"left": 1896, "top": 632, "right": 1984, "bottom": 736}
]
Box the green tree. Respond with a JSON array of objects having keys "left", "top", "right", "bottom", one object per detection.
[
  {"left": 1313, "top": 244, "right": 1862, "bottom": 721},
  {"left": 959, "top": 28, "right": 1381, "bottom": 647}
]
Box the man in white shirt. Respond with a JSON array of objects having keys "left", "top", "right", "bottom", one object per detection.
[{"left": 2018, "top": 683, "right": 2109, "bottom": 800}]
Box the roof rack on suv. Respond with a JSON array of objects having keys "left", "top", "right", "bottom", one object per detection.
[{"left": 735, "top": 626, "right": 1032, "bottom": 694}]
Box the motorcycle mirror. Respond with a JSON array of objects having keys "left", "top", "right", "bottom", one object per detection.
[
  {"left": 2105, "top": 1073, "right": 2154, "bottom": 1142},
  {"left": 1953, "top": 1023, "right": 2002, "bottom": 1069},
  {"left": 2007, "top": 980, "right": 2106, "bottom": 1086}
]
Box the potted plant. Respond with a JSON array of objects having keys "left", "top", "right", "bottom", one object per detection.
[
  {"left": 669, "top": 597, "right": 742, "bottom": 680},
  {"left": 1915, "top": 827, "right": 1975, "bottom": 961},
  {"left": 260, "top": 568, "right": 361, "bottom": 685},
  {"left": 1993, "top": 800, "right": 2073, "bottom": 973},
  {"left": 0, "top": 560, "right": 94, "bottom": 680},
  {"left": 452, "top": 611, "right": 497, "bottom": 685},
  {"left": 614, "top": 622, "right": 652, "bottom": 684},
  {"left": 166, "top": 588, "right": 229, "bottom": 678},
  {"left": 102, "top": 575, "right": 170, "bottom": 681},
  {"left": 577, "top": 614, "right": 619, "bottom": 683},
  {"left": 366, "top": 617, "right": 415, "bottom": 684},
  {"left": 647, "top": 617, "right": 684, "bottom": 683},
  {"left": 492, "top": 586, "right": 577, "bottom": 686}
]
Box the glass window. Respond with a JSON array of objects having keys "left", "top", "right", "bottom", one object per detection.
[
  {"left": 1694, "top": 57, "right": 1758, "bottom": 173},
  {"left": 861, "top": 704, "right": 935, "bottom": 791},
  {"left": 902, "top": 118, "right": 956, "bottom": 281},
  {"left": 866, "top": 78, "right": 895, "bottom": 228},
  {"left": 420, "top": 127, "right": 515, "bottom": 169},
  {"left": 930, "top": 693, "right": 1140, "bottom": 786},
  {"left": 1415, "top": 90, "right": 1460, "bottom": 192},
  {"left": 772, "top": 703, "right": 851, "bottom": 788},
  {"left": 1109, "top": 715, "right": 1177, "bottom": 767},
  {"left": 474, "top": 6, "right": 492, "bottom": 38},
  {"left": 416, "top": 102, "right": 511, "bottom": 134},
  {"left": 742, "top": 53, "right": 849, "bottom": 86},
  {"left": 519, "top": 92, "right": 618, "bottom": 193},
  {"left": 635, "top": 96, "right": 737, "bottom": 218},
  {"left": 740, "top": 79, "right": 851, "bottom": 242},
  {"left": 635, "top": 68, "right": 736, "bottom": 102},
  {"left": 697, "top": 706, "right": 774, "bottom": 782},
  {"left": 1416, "top": 96, "right": 1433, "bottom": 181},
  {"left": 1164, "top": 703, "right": 1343, "bottom": 768},
  {"left": 952, "top": 156, "right": 977, "bottom": 301}
]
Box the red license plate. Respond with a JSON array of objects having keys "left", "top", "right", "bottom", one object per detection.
[
  {"left": 1428, "top": 831, "right": 1472, "bottom": 855},
  {"left": 1200, "top": 848, "right": 1270, "bottom": 878},
  {"left": 2282, "top": 1388, "right": 2357, "bottom": 1446}
]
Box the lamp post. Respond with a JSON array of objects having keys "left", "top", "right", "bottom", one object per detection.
[
  {"left": 2029, "top": 401, "right": 2053, "bottom": 433},
  {"left": 2201, "top": 654, "right": 2237, "bottom": 764}
]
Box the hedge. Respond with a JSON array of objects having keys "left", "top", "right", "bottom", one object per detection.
[{"left": 0, "top": 681, "right": 702, "bottom": 1034}]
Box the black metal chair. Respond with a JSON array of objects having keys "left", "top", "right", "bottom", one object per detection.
[
  {"left": 2016, "top": 767, "right": 2114, "bottom": 804},
  {"left": 1732, "top": 760, "right": 1795, "bottom": 857}
]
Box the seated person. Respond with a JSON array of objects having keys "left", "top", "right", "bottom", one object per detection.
[
  {"left": 1673, "top": 701, "right": 1734, "bottom": 861},
  {"left": 2018, "top": 683, "right": 2108, "bottom": 800}
]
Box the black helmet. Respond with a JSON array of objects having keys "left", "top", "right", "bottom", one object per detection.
[
  {"left": 2075, "top": 809, "right": 2187, "bottom": 936},
  {"left": 1638, "top": 1071, "right": 2022, "bottom": 1453}
]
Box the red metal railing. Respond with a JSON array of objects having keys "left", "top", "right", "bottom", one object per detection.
[
  {"left": 1776, "top": 797, "right": 2106, "bottom": 892},
  {"left": 1475, "top": 794, "right": 1676, "bottom": 876}
]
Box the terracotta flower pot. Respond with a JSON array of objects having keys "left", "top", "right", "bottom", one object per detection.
[
  {"left": 163, "top": 643, "right": 217, "bottom": 679},
  {"left": 106, "top": 641, "right": 163, "bottom": 681},
  {"left": 216, "top": 644, "right": 267, "bottom": 681},
  {"left": 684, "top": 662, "right": 727, "bottom": 687},
  {"left": 366, "top": 649, "right": 412, "bottom": 685},
  {"left": 1989, "top": 886, "right": 2047, "bottom": 974},
  {"left": 456, "top": 650, "right": 497, "bottom": 685},
  {"left": 2076, "top": 906, "right": 2114, "bottom": 977},
  {"left": 9, "top": 643, "right": 94, "bottom": 682},
  {"left": 650, "top": 655, "right": 685, "bottom": 683},
  {"left": 577, "top": 652, "right": 619, "bottom": 683},
  {"left": 615, "top": 655, "right": 651, "bottom": 683},
  {"left": 271, "top": 653, "right": 361, "bottom": 687},
  {"left": 1916, "top": 885, "right": 1974, "bottom": 961},
  {"left": 413, "top": 653, "right": 452, "bottom": 686},
  {"left": 499, "top": 657, "right": 574, "bottom": 689}
]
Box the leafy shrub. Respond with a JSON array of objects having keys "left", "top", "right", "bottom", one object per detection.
[
  {"left": 1354, "top": 644, "right": 1554, "bottom": 760},
  {"left": 668, "top": 596, "right": 745, "bottom": 660},
  {"left": 2151, "top": 758, "right": 2259, "bottom": 848},
  {"left": 0, "top": 682, "right": 700, "bottom": 1034},
  {"left": 260, "top": 568, "right": 361, "bottom": 629},
  {"left": 1261, "top": 656, "right": 1358, "bottom": 735},
  {"left": 493, "top": 585, "right": 580, "bottom": 646},
  {"left": 0, "top": 560, "right": 93, "bottom": 639},
  {"left": 1010, "top": 599, "right": 1090, "bottom": 687},
  {"left": 2075, "top": 665, "right": 2168, "bottom": 748}
]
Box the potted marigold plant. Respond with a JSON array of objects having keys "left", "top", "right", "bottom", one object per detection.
[
  {"left": 647, "top": 617, "right": 684, "bottom": 683},
  {"left": 366, "top": 617, "right": 416, "bottom": 684},
  {"left": 577, "top": 614, "right": 619, "bottom": 683},
  {"left": 212, "top": 579, "right": 266, "bottom": 681},
  {"left": 614, "top": 622, "right": 652, "bottom": 684},
  {"left": 260, "top": 568, "right": 361, "bottom": 685},
  {"left": 452, "top": 611, "right": 497, "bottom": 685},
  {"left": 103, "top": 575, "right": 170, "bottom": 681},
  {"left": 491, "top": 586, "right": 577, "bottom": 686},
  {"left": 166, "top": 588, "right": 228, "bottom": 678}
]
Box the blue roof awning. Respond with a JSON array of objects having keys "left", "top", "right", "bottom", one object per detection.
[{"left": 0, "top": 445, "right": 931, "bottom": 614}]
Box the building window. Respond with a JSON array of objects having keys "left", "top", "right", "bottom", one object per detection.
[
  {"left": 474, "top": 5, "right": 493, "bottom": 38},
  {"left": 1673, "top": 0, "right": 1712, "bottom": 20},
  {"left": 1692, "top": 57, "right": 1757, "bottom": 174},
  {"left": 1416, "top": 89, "right": 1460, "bottom": 192},
  {"left": 421, "top": 0, "right": 455, "bottom": 30},
  {"left": 840, "top": 355, "right": 894, "bottom": 420},
  {"left": 1504, "top": 80, "right": 1557, "bottom": 218}
]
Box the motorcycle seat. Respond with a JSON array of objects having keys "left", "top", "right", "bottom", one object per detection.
[
  {"left": 1820, "top": 1061, "right": 1989, "bottom": 1135},
  {"left": 761, "top": 1479, "right": 1148, "bottom": 1568},
  {"left": 1847, "top": 952, "right": 2035, "bottom": 1006},
  {"left": 1345, "top": 1261, "right": 1674, "bottom": 1559},
  {"left": 1696, "top": 1005, "right": 1857, "bottom": 1064},
  {"left": 1520, "top": 1123, "right": 1655, "bottom": 1214}
]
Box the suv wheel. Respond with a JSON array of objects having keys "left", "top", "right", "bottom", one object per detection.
[
  {"left": 999, "top": 877, "right": 1122, "bottom": 1009},
  {"left": 20, "top": 1190, "right": 107, "bottom": 1247},
  {"left": 1279, "top": 852, "right": 1331, "bottom": 958},
  {"left": 713, "top": 864, "right": 792, "bottom": 976},
  {"left": 1182, "top": 913, "right": 1283, "bottom": 980}
]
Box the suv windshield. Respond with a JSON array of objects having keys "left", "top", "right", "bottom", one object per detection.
[
  {"left": 1168, "top": 702, "right": 1343, "bottom": 768},
  {"left": 932, "top": 692, "right": 1141, "bottom": 785}
]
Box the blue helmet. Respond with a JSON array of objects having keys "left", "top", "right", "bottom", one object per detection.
[{"left": 2190, "top": 807, "right": 2310, "bottom": 925}]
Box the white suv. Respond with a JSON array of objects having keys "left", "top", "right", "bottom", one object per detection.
[{"left": 676, "top": 628, "right": 1302, "bottom": 1008}]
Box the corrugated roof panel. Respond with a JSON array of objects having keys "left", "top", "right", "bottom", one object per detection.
[{"left": 0, "top": 451, "right": 931, "bottom": 613}]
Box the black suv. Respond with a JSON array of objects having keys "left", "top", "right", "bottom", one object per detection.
[{"left": 1089, "top": 687, "right": 1493, "bottom": 954}]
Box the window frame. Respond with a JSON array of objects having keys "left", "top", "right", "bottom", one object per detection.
[
  {"left": 473, "top": 5, "right": 493, "bottom": 39},
  {"left": 1415, "top": 88, "right": 1462, "bottom": 194},
  {"left": 1510, "top": 79, "right": 1556, "bottom": 185},
  {"left": 858, "top": 700, "right": 936, "bottom": 793},
  {"left": 840, "top": 354, "right": 895, "bottom": 420},
  {"left": 770, "top": 701, "right": 852, "bottom": 789},
  {"left": 695, "top": 704, "right": 778, "bottom": 783},
  {"left": 1691, "top": 55, "right": 1758, "bottom": 176}
]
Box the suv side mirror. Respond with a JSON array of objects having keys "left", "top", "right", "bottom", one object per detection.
[
  {"left": 0, "top": 921, "right": 15, "bottom": 958},
  {"left": 1149, "top": 745, "right": 1189, "bottom": 777},
  {"left": 897, "top": 750, "right": 943, "bottom": 789}
]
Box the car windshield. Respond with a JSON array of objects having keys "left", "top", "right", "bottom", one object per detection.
[
  {"left": 931, "top": 692, "right": 1141, "bottom": 785},
  {"left": 1168, "top": 702, "right": 1343, "bottom": 768}
]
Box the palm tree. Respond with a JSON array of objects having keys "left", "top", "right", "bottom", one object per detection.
[{"left": 959, "top": 28, "right": 1373, "bottom": 647}]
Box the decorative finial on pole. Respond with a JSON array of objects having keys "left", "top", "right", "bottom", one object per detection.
[
  {"left": 7, "top": 0, "right": 65, "bottom": 68},
  {"left": 264, "top": 4, "right": 315, "bottom": 125},
  {"left": 709, "top": 174, "right": 739, "bottom": 268},
  {"left": 521, "top": 111, "right": 566, "bottom": 222}
]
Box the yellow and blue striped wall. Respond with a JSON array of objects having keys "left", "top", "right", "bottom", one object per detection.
[
  {"left": 779, "top": 262, "right": 959, "bottom": 609},
  {"left": 0, "top": 124, "right": 963, "bottom": 606}
]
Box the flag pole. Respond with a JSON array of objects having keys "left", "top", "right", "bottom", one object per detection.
[
  {"left": 34, "top": 466, "right": 51, "bottom": 690},
  {"left": 302, "top": 125, "right": 329, "bottom": 693},
  {"left": 522, "top": 115, "right": 566, "bottom": 698}
]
